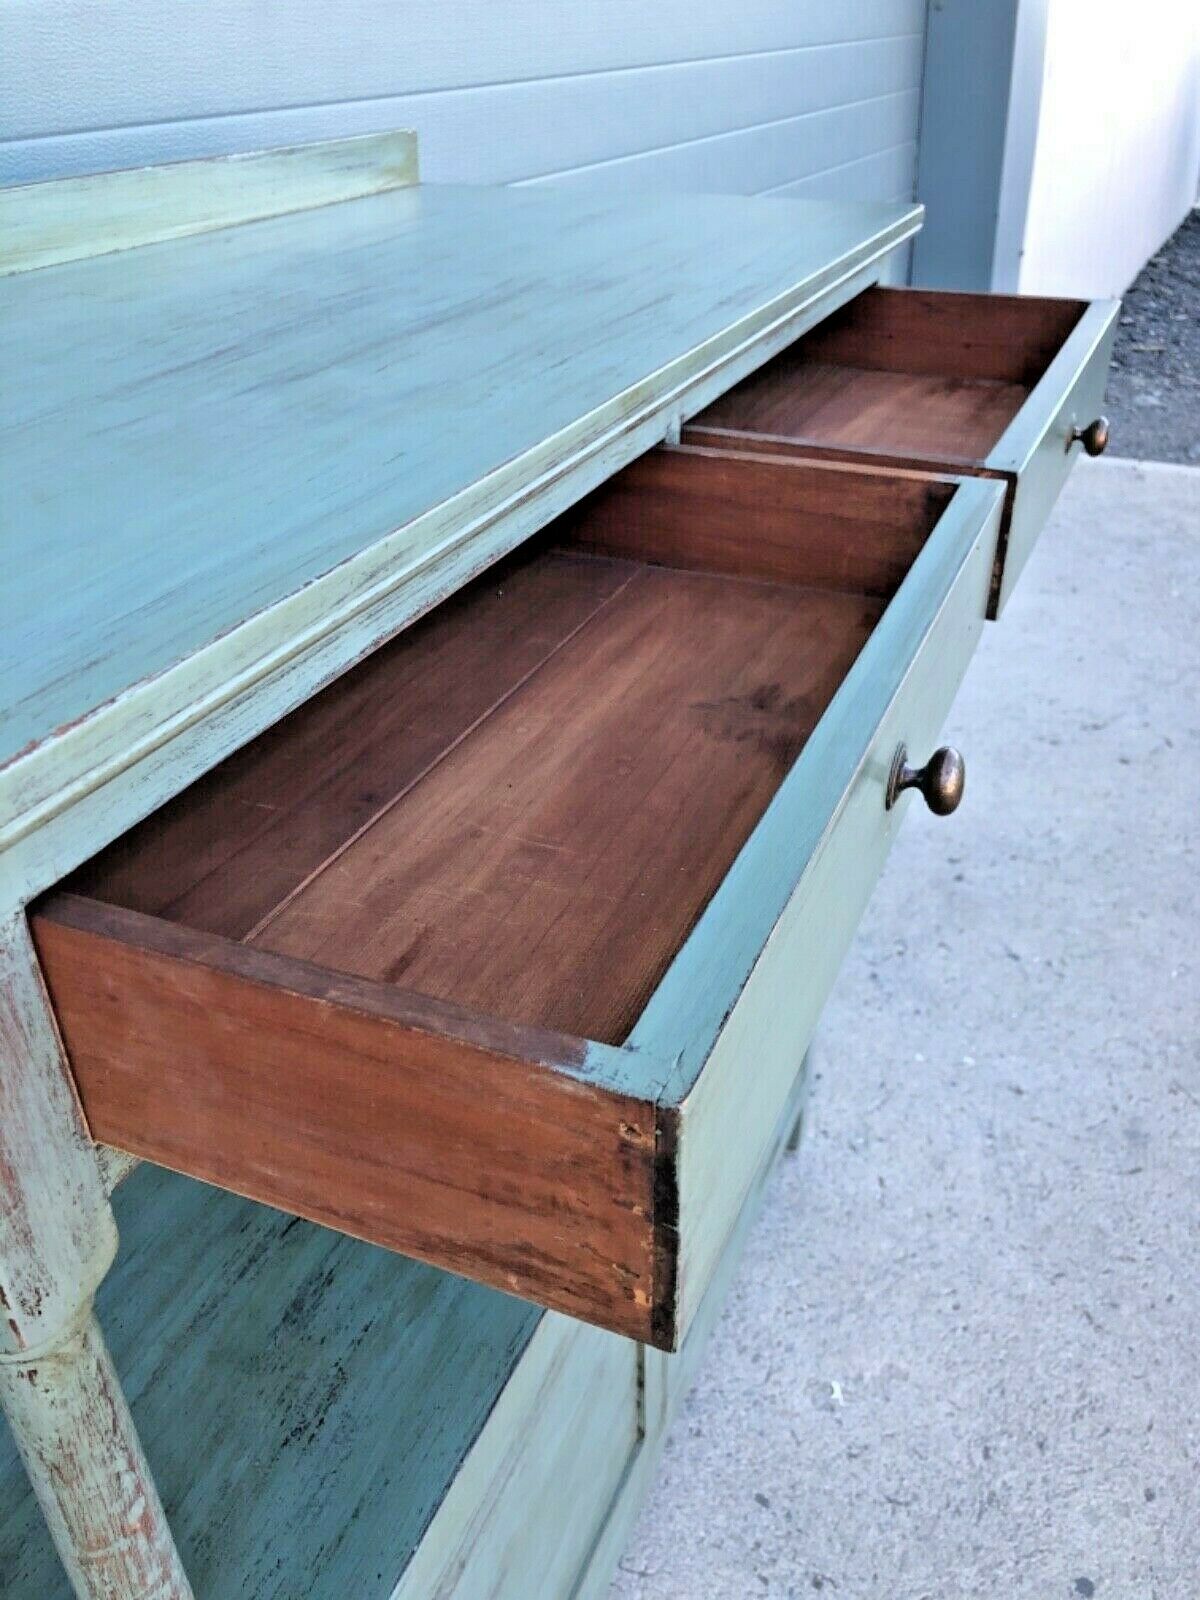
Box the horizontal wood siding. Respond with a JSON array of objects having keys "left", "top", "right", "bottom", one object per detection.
[{"left": 1, "top": 4, "right": 924, "bottom": 212}]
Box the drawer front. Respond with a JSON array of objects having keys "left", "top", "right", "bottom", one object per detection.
[
  {"left": 631, "top": 477, "right": 1002, "bottom": 1336},
  {"left": 989, "top": 298, "right": 1118, "bottom": 617},
  {"left": 572, "top": 1058, "right": 815, "bottom": 1600}
]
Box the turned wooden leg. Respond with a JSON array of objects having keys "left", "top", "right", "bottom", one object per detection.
[
  {"left": 0, "top": 915, "right": 192, "bottom": 1600},
  {"left": 0, "top": 1313, "right": 192, "bottom": 1600}
]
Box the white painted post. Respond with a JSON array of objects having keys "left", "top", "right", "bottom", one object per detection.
[{"left": 0, "top": 915, "right": 193, "bottom": 1600}]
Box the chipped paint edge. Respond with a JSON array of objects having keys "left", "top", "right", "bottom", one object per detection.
[{"left": 0, "top": 130, "right": 419, "bottom": 277}]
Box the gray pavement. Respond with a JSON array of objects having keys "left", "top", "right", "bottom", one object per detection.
[
  {"left": 1106, "top": 211, "right": 1200, "bottom": 465},
  {"left": 610, "top": 458, "right": 1200, "bottom": 1600}
]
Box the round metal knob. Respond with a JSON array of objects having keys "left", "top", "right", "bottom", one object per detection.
[
  {"left": 886, "top": 743, "right": 965, "bottom": 816},
  {"left": 1069, "top": 416, "right": 1109, "bottom": 456}
]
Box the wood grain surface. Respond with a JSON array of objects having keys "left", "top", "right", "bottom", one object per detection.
[
  {"left": 559, "top": 443, "right": 954, "bottom": 596},
  {"left": 36, "top": 504, "right": 892, "bottom": 1341},
  {"left": 692, "top": 285, "right": 1087, "bottom": 468},
  {"left": 70, "top": 534, "right": 884, "bottom": 1045},
  {"left": 695, "top": 362, "right": 1028, "bottom": 463},
  {"left": 32, "top": 895, "right": 671, "bottom": 1342},
  {"left": 72, "top": 549, "right": 634, "bottom": 939},
  {"left": 777, "top": 285, "right": 1085, "bottom": 384},
  {"left": 33, "top": 452, "right": 956, "bottom": 1345},
  {"left": 252, "top": 561, "right": 879, "bottom": 1043}
]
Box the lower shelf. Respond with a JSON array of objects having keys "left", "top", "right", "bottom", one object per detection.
[
  {"left": 0, "top": 1164, "right": 541, "bottom": 1599},
  {"left": 2, "top": 1046, "right": 812, "bottom": 1599}
]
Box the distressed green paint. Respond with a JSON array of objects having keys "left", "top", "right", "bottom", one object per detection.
[
  {"left": 399, "top": 1319, "right": 639, "bottom": 1599},
  {"left": 988, "top": 297, "right": 1119, "bottom": 616},
  {"left": 623, "top": 478, "right": 1003, "bottom": 1094},
  {"left": 573, "top": 1058, "right": 815, "bottom": 1600},
  {"left": 0, "top": 153, "right": 919, "bottom": 1599},
  {"left": 667, "top": 483, "right": 1000, "bottom": 1335},
  {"left": 0, "top": 131, "right": 419, "bottom": 277},
  {"left": 0, "top": 1164, "right": 541, "bottom": 1598},
  {"left": 2, "top": 139, "right": 1013, "bottom": 1599},
  {"left": 1, "top": 180, "right": 919, "bottom": 899},
  {"left": 1, "top": 1058, "right": 811, "bottom": 1600}
]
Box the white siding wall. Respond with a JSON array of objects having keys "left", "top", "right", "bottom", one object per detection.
[
  {"left": 0, "top": 1, "right": 926, "bottom": 217},
  {"left": 1019, "top": 0, "right": 1200, "bottom": 298}
]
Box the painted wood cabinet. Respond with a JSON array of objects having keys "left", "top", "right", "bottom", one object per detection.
[{"left": 0, "top": 133, "right": 1115, "bottom": 1598}]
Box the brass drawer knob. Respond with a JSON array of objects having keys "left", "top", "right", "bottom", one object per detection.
[
  {"left": 1069, "top": 416, "right": 1109, "bottom": 456},
  {"left": 886, "top": 743, "right": 965, "bottom": 815}
]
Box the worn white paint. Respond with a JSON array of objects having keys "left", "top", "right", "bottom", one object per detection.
[
  {"left": 0, "top": 916, "right": 115, "bottom": 1355},
  {"left": 1019, "top": 1, "right": 1200, "bottom": 297},
  {"left": 0, "top": 916, "right": 190, "bottom": 1598},
  {"left": 0, "top": 132, "right": 418, "bottom": 276},
  {"left": 0, "top": 2, "right": 925, "bottom": 211},
  {"left": 0, "top": 1313, "right": 193, "bottom": 1600}
]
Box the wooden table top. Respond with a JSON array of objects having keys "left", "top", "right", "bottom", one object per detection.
[{"left": 1, "top": 168, "right": 919, "bottom": 877}]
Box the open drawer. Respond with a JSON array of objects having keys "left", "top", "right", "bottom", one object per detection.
[
  {"left": 31, "top": 446, "right": 1002, "bottom": 1351},
  {"left": 687, "top": 286, "right": 1118, "bottom": 616}
]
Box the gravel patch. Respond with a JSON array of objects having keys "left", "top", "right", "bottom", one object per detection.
[{"left": 1104, "top": 208, "right": 1200, "bottom": 463}]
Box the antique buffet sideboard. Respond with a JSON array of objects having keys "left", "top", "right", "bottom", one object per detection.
[{"left": 0, "top": 132, "right": 1116, "bottom": 1598}]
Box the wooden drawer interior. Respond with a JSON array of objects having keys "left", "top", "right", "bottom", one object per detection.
[
  {"left": 33, "top": 445, "right": 966, "bottom": 1344},
  {"left": 688, "top": 285, "right": 1088, "bottom": 472},
  {"left": 51, "top": 450, "right": 955, "bottom": 1049}
]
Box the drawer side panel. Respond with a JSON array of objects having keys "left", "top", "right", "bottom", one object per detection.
[{"left": 32, "top": 897, "right": 665, "bottom": 1341}]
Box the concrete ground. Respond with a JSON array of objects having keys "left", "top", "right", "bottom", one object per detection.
[{"left": 609, "top": 458, "right": 1200, "bottom": 1600}]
